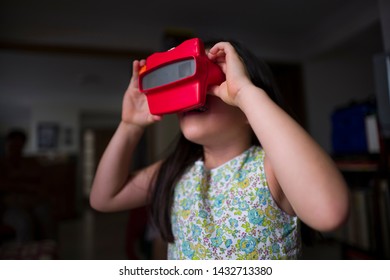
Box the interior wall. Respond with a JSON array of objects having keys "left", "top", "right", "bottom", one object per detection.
[
  {"left": 0, "top": 50, "right": 131, "bottom": 154},
  {"left": 0, "top": 29, "right": 384, "bottom": 157},
  {"left": 303, "top": 22, "right": 384, "bottom": 152},
  {"left": 0, "top": 1, "right": 387, "bottom": 157},
  {"left": 378, "top": 0, "right": 390, "bottom": 52}
]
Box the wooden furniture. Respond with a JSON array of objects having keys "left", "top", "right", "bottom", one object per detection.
[{"left": 333, "top": 139, "right": 390, "bottom": 259}]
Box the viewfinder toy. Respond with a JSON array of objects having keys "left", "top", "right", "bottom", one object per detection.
[{"left": 139, "top": 38, "right": 225, "bottom": 115}]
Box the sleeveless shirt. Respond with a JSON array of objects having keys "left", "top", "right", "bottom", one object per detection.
[{"left": 168, "top": 146, "right": 301, "bottom": 259}]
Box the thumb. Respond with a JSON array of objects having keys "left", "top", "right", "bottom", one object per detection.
[{"left": 151, "top": 114, "right": 163, "bottom": 122}]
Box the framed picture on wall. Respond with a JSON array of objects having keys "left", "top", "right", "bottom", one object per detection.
[{"left": 37, "top": 122, "right": 59, "bottom": 150}]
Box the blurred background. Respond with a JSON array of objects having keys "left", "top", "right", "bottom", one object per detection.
[{"left": 0, "top": 0, "right": 389, "bottom": 260}]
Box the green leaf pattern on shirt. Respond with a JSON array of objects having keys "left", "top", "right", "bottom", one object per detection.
[{"left": 168, "top": 146, "right": 301, "bottom": 259}]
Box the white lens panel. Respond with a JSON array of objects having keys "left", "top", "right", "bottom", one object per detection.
[{"left": 141, "top": 58, "right": 195, "bottom": 90}]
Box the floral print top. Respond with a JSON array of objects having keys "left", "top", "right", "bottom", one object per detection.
[{"left": 168, "top": 146, "right": 301, "bottom": 259}]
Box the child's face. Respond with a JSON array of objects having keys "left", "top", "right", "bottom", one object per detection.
[{"left": 177, "top": 95, "right": 251, "bottom": 147}]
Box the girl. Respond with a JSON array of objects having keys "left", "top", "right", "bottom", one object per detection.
[{"left": 90, "top": 40, "right": 349, "bottom": 259}]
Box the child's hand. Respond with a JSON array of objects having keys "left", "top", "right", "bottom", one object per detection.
[
  {"left": 122, "top": 60, "right": 162, "bottom": 127},
  {"left": 207, "top": 42, "right": 254, "bottom": 107}
]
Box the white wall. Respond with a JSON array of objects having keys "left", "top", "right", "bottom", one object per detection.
[
  {"left": 379, "top": 0, "right": 390, "bottom": 52},
  {"left": 0, "top": 50, "right": 130, "bottom": 154},
  {"left": 304, "top": 52, "right": 376, "bottom": 152},
  {"left": 0, "top": 0, "right": 387, "bottom": 156},
  {"left": 0, "top": 31, "right": 384, "bottom": 156},
  {"left": 0, "top": 49, "right": 183, "bottom": 157}
]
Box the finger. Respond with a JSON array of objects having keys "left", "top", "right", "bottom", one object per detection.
[
  {"left": 209, "top": 42, "right": 239, "bottom": 64},
  {"left": 207, "top": 42, "right": 230, "bottom": 55},
  {"left": 147, "top": 114, "right": 162, "bottom": 124},
  {"left": 208, "top": 48, "right": 225, "bottom": 61},
  {"left": 132, "top": 60, "right": 140, "bottom": 79},
  {"left": 152, "top": 114, "right": 163, "bottom": 122},
  {"left": 131, "top": 60, "right": 144, "bottom": 89},
  {"left": 207, "top": 85, "right": 219, "bottom": 97}
]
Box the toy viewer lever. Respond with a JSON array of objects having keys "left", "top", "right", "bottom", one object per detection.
[{"left": 138, "top": 38, "right": 225, "bottom": 115}]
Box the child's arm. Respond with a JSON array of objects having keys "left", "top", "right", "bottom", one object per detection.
[
  {"left": 208, "top": 42, "right": 349, "bottom": 232},
  {"left": 89, "top": 60, "right": 162, "bottom": 212},
  {"left": 240, "top": 86, "right": 348, "bottom": 231}
]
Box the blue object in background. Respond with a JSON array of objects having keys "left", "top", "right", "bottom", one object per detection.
[{"left": 331, "top": 102, "right": 376, "bottom": 155}]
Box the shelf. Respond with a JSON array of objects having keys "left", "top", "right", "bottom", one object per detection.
[
  {"left": 331, "top": 157, "right": 390, "bottom": 259},
  {"left": 335, "top": 160, "right": 379, "bottom": 172}
]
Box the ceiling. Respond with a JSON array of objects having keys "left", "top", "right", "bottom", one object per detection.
[{"left": 0, "top": 0, "right": 382, "bottom": 60}]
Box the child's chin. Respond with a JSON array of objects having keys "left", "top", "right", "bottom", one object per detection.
[{"left": 181, "top": 128, "right": 207, "bottom": 145}]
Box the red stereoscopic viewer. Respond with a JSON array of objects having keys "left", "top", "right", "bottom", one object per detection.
[{"left": 138, "top": 38, "right": 225, "bottom": 115}]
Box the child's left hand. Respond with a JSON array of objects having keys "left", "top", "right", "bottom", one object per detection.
[{"left": 207, "top": 42, "right": 254, "bottom": 107}]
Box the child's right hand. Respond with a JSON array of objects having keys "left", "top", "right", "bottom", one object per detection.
[{"left": 121, "top": 60, "right": 162, "bottom": 128}]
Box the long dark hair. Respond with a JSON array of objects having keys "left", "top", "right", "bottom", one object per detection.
[{"left": 150, "top": 39, "right": 287, "bottom": 243}]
